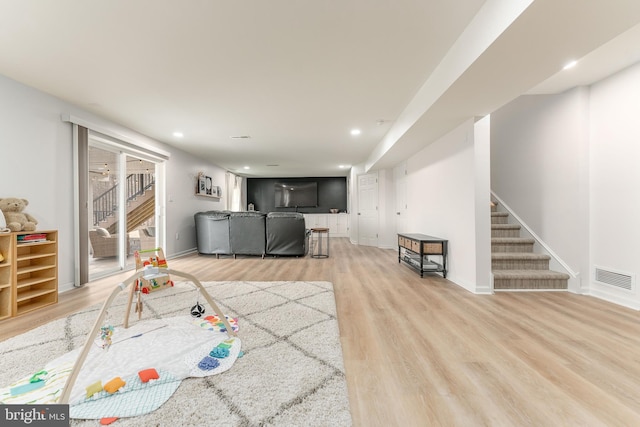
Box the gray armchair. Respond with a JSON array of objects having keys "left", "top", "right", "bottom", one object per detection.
[
  {"left": 229, "top": 211, "right": 266, "bottom": 257},
  {"left": 266, "top": 212, "right": 307, "bottom": 256},
  {"left": 195, "top": 211, "right": 231, "bottom": 256}
]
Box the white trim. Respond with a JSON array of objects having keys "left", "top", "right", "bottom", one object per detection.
[
  {"left": 494, "top": 288, "right": 568, "bottom": 292},
  {"left": 72, "top": 124, "right": 81, "bottom": 287},
  {"left": 156, "top": 162, "right": 167, "bottom": 251},
  {"left": 588, "top": 288, "right": 640, "bottom": 311},
  {"left": 118, "top": 154, "right": 128, "bottom": 270},
  {"left": 61, "top": 113, "right": 170, "bottom": 160},
  {"left": 491, "top": 191, "right": 579, "bottom": 279}
]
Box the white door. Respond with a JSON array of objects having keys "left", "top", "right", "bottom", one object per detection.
[
  {"left": 395, "top": 175, "right": 408, "bottom": 234},
  {"left": 357, "top": 173, "right": 378, "bottom": 246}
]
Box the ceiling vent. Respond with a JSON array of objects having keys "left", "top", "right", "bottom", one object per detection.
[
  {"left": 594, "top": 266, "right": 635, "bottom": 291},
  {"left": 230, "top": 135, "right": 251, "bottom": 139}
]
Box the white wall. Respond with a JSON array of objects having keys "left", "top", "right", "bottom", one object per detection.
[
  {"left": 491, "top": 61, "right": 640, "bottom": 308},
  {"left": 404, "top": 118, "right": 490, "bottom": 293},
  {"left": 473, "top": 116, "right": 492, "bottom": 293},
  {"left": 491, "top": 87, "right": 589, "bottom": 278},
  {"left": 0, "top": 74, "right": 227, "bottom": 290},
  {"left": 377, "top": 168, "right": 398, "bottom": 249},
  {"left": 166, "top": 151, "right": 226, "bottom": 256},
  {"left": 589, "top": 63, "right": 640, "bottom": 308}
]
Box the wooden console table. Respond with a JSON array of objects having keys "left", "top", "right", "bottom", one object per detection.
[{"left": 398, "top": 233, "right": 448, "bottom": 278}]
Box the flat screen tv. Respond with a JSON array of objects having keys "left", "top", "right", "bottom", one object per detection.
[{"left": 275, "top": 181, "right": 318, "bottom": 208}]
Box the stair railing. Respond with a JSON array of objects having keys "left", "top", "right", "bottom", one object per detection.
[{"left": 93, "top": 173, "right": 155, "bottom": 226}]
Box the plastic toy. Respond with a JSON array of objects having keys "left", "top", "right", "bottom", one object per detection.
[
  {"left": 99, "top": 325, "right": 115, "bottom": 349},
  {"left": 131, "top": 248, "right": 174, "bottom": 319},
  {"left": 190, "top": 301, "right": 205, "bottom": 318}
]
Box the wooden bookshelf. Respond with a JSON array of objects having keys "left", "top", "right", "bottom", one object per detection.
[{"left": 0, "top": 230, "right": 58, "bottom": 319}]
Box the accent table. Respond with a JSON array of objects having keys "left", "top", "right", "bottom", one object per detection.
[{"left": 397, "top": 233, "right": 448, "bottom": 278}]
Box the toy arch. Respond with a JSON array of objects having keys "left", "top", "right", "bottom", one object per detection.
[{"left": 59, "top": 268, "right": 235, "bottom": 404}]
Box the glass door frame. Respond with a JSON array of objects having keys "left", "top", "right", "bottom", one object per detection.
[{"left": 74, "top": 126, "right": 166, "bottom": 285}]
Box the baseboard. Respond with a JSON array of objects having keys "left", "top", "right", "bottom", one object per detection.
[
  {"left": 588, "top": 288, "right": 640, "bottom": 311},
  {"left": 168, "top": 248, "right": 198, "bottom": 259},
  {"left": 448, "top": 276, "right": 493, "bottom": 295},
  {"left": 494, "top": 288, "right": 568, "bottom": 292},
  {"left": 59, "top": 281, "right": 76, "bottom": 293}
]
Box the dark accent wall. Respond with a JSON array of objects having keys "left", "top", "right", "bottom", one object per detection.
[{"left": 246, "top": 177, "right": 348, "bottom": 213}]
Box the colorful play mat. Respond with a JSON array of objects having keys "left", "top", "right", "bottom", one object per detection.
[{"left": 0, "top": 316, "right": 241, "bottom": 420}]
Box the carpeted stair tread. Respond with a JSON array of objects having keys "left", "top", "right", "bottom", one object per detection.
[
  {"left": 493, "top": 270, "right": 570, "bottom": 280},
  {"left": 491, "top": 224, "right": 520, "bottom": 229},
  {"left": 491, "top": 252, "right": 550, "bottom": 260},
  {"left": 491, "top": 237, "right": 535, "bottom": 244},
  {"left": 489, "top": 201, "right": 568, "bottom": 290},
  {"left": 491, "top": 212, "right": 509, "bottom": 224}
]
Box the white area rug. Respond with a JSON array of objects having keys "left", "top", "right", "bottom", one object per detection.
[{"left": 0, "top": 281, "right": 352, "bottom": 426}]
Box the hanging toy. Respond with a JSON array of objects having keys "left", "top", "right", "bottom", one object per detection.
[
  {"left": 135, "top": 279, "right": 144, "bottom": 315},
  {"left": 190, "top": 301, "right": 205, "bottom": 318},
  {"left": 99, "top": 325, "right": 115, "bottom": 349}
]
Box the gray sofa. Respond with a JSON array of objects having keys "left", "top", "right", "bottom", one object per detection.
[{"left": 195, "top": 211, "right": 307, "bottom": 257}]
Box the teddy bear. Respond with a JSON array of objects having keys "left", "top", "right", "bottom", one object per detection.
[{"left": 0, "top": 198, "right": 38, "bottom": 232}]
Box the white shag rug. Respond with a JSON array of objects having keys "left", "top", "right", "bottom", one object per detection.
[{"left": 0, "top": 281, "right": 352, "bottom": 427}]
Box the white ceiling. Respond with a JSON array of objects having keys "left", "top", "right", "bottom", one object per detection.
[{"left": 1, "top": 0, "right": 639, "bottom": 177}]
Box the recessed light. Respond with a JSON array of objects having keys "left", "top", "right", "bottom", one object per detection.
[
  {"left": 350, "top": 129, "right": 361, "bottom": 136},
  {"left": 563, "top": 60, "right": 577, "bottom": 70},
  {"left": 243, "top": 166, "right": 251, "bottom": 170},
  {"left": 173, "top": 131, "right": 184, "bottom": 138},
  {"left": 339, "top": 165, "right": 350, "bottom": 169}
]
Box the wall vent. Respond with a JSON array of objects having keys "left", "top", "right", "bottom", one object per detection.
[{"left": 594, "top": 266, "right": 635, "bottom": 291}]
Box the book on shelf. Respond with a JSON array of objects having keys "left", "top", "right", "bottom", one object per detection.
[{"left": 17, "top": 233, "right": 48, "bottom": 243}]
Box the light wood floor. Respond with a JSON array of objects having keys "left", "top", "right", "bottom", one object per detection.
[{"left": 3, "top": 238, "right": 640, "bottom": 426}]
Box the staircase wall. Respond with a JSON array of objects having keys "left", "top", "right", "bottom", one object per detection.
[
  {"left": 491, "top": 63, "right": 640, "bottom": 309},
  {"left": 491, "top": 88, "right": 587, "bottom": 278},
  {"left": 491, "top": 89, "right": 588, "bottom": 294}
]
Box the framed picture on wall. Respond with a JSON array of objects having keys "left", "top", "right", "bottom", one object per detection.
[
  {"left": 196, "top": 175, "right": 207, "bottom": 195},
  {"left": 196, "top": 174, "right": 220, "bottom": 198}
]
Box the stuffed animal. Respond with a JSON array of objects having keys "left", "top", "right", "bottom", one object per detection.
[{"left": 0, "top": 198, "right": 38, "bottom": 232}]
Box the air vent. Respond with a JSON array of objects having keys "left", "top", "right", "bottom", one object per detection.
[
  {"left": 594, "top": 266, "right": 635, "bottom": 291},
  {"left": 230, "top": 135, "right": 251, "bottom": 139}
]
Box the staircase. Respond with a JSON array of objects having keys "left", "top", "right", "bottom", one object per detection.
[
  {"left": 93, "top": 173, "right": 155, "bottom": 234},
  {"left": 491, "top": 202, "right": 569, "bottom": 290},
  {"left": 106, "top": 193, "right": 155, "bottom": 235}
]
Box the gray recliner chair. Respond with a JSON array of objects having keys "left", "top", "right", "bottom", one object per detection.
[
  {"left": 229, "top": 211, "right": 266, "bottom": 257},
  {"left": 194, "top": 211, "right": 231, "bottom": 256},
  {"left": 266, "top": 212, "right": 307, "bottom": 256}
]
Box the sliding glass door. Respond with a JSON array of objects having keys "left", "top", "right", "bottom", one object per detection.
[{"left": 87, "top": 144, "right": 157, "bottom": 280}]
